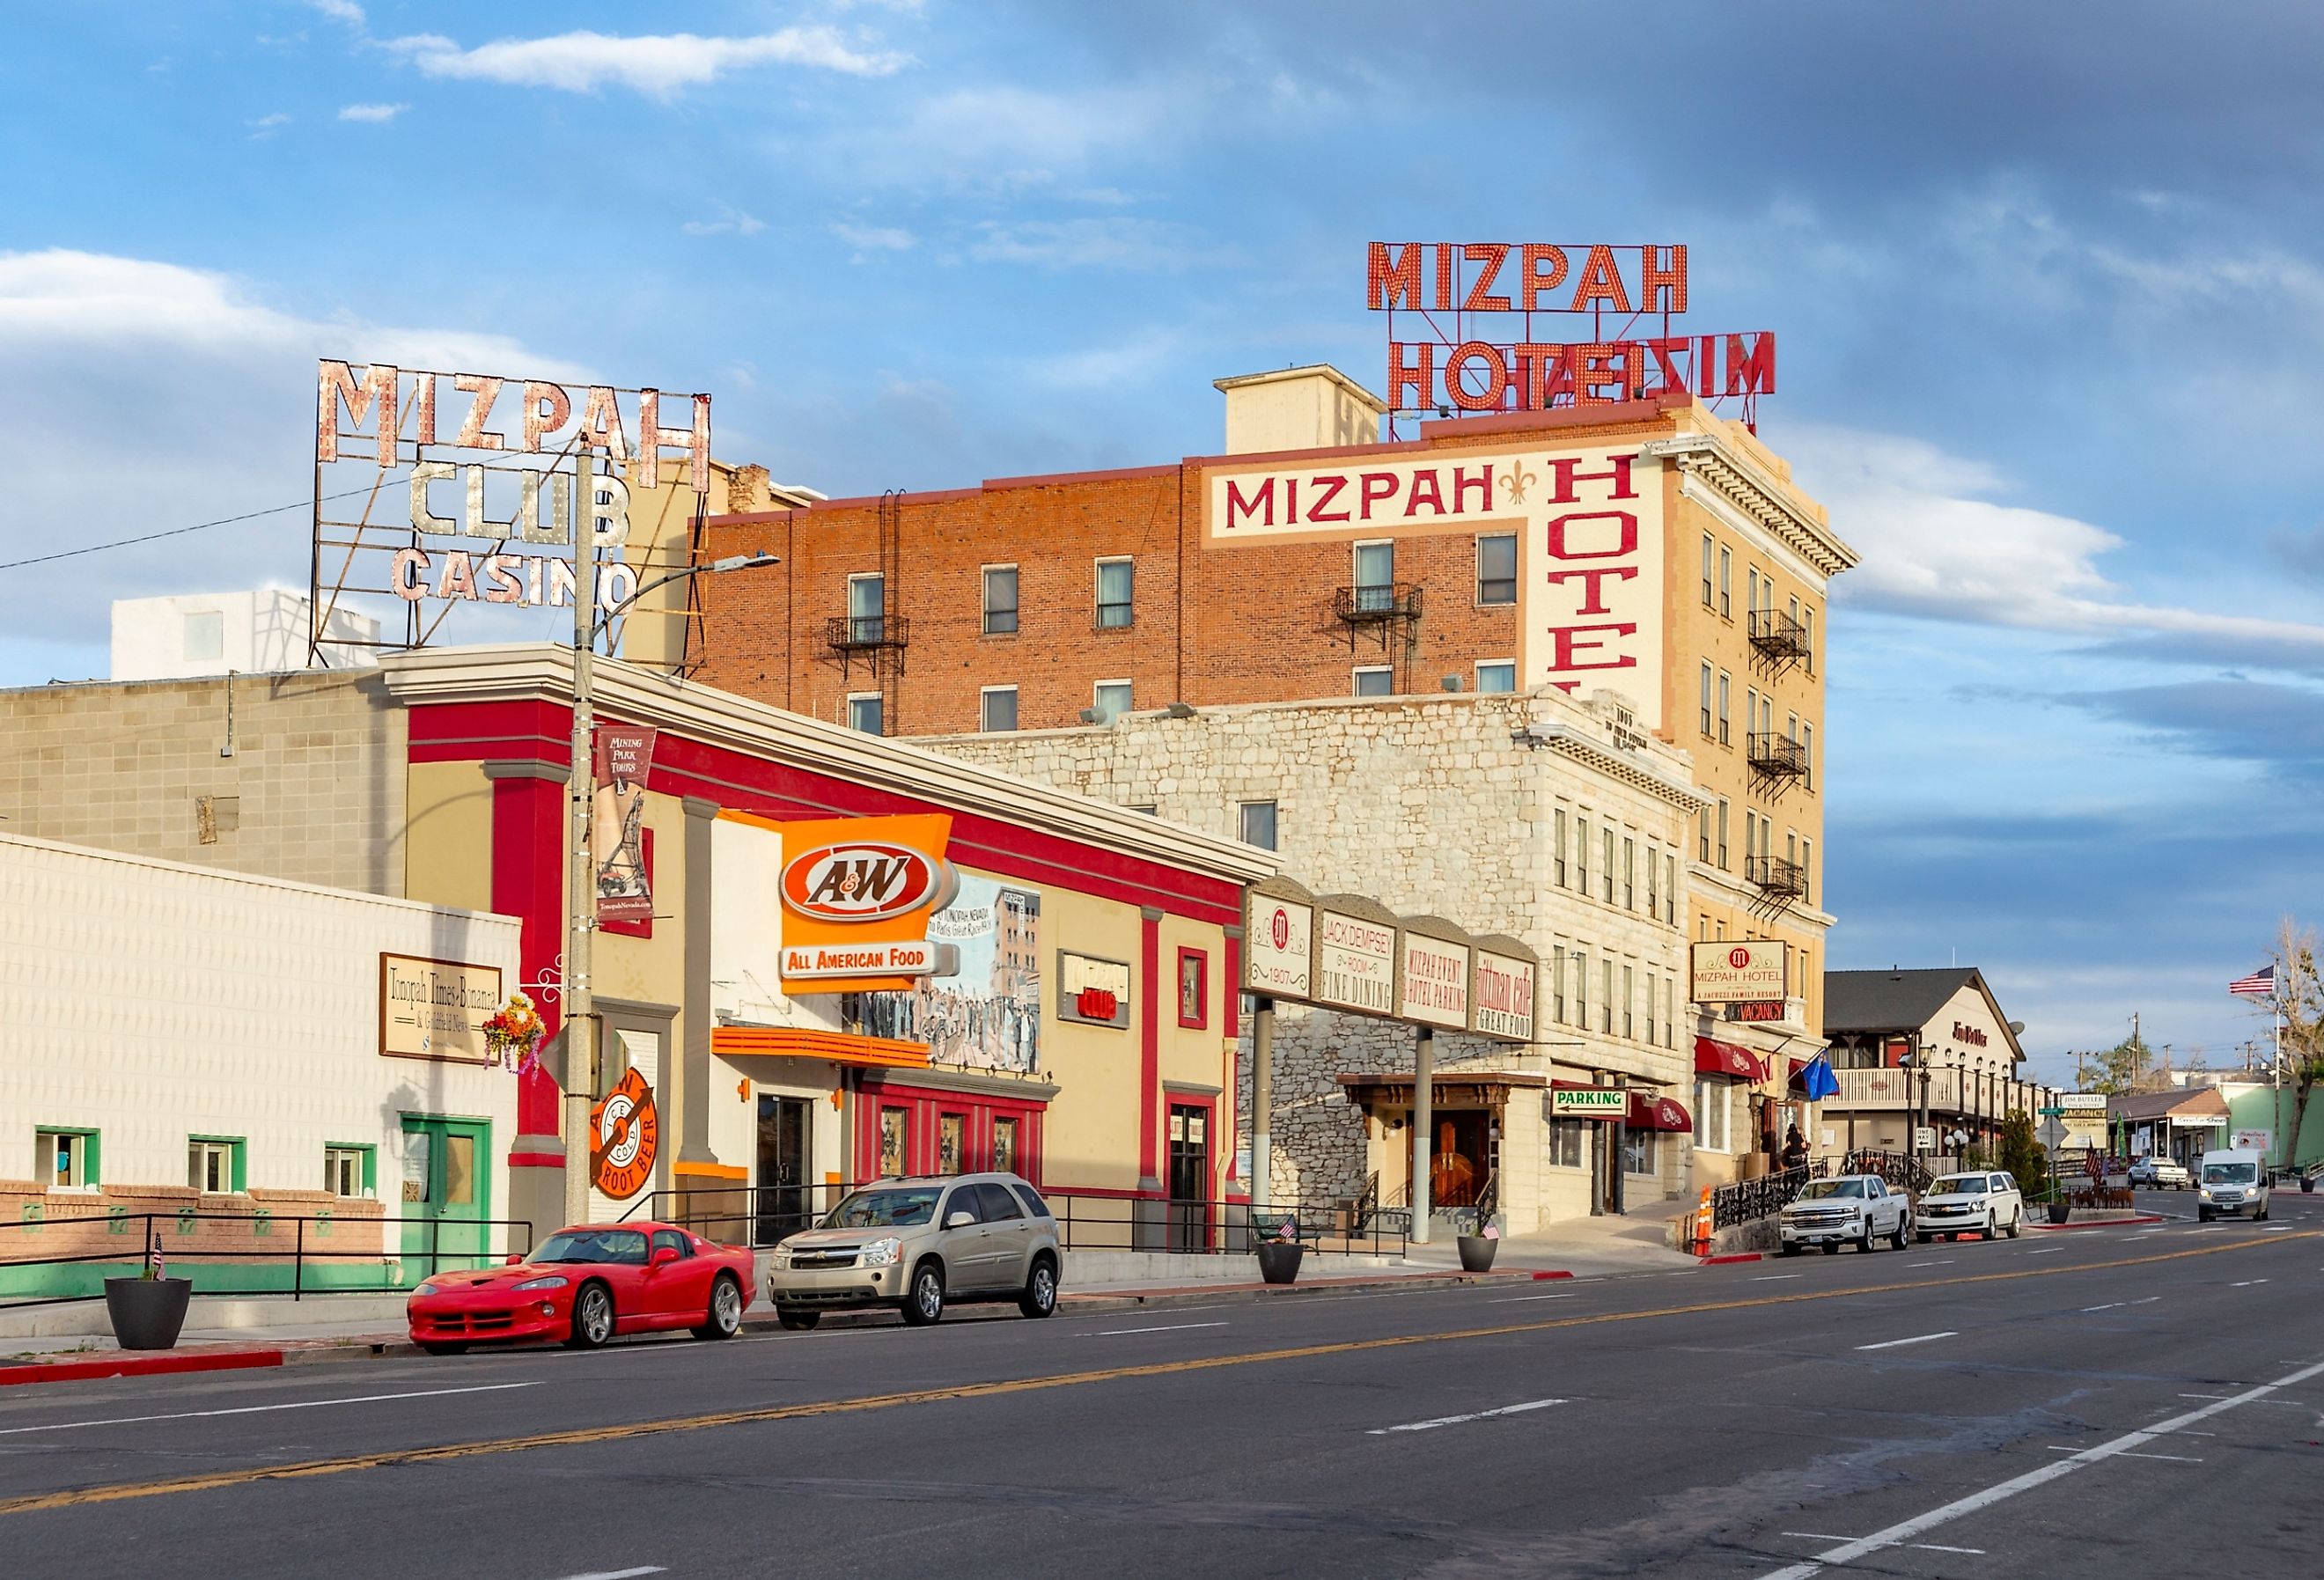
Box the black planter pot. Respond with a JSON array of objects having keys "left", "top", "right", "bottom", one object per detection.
[
  {"left": 2047, "top": 1201, "right": 2072, "bottom": 1225},
  {"left": 1255, "top": 1241, "right": 1304, "bottom": 1285},
  {"left": 1456, "top": 1234, "right": 1499, "bottom": 1273},
  {"left": 104, "top": 1276, "right": 193, "bottom": 1350}
]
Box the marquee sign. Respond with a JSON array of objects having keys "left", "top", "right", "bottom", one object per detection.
[
  {"left": 1398, "top": 930, "right": 1471, "bottom": 1030},
  {"left": 1691, "top": 940, "right": 1789, "bottom": 1004},
  {"left": 1314, "top": 906, "right": 1398, "bottom": 1017},
  {"left": 1364, "top": 242, "right": 1773, "bottom": 426},
  {"left": 776, "top": 814, "right": 958, "bottom": 993},
  {"left": 1471, "top": 948, "right": 1537, "bottom": 1042}
]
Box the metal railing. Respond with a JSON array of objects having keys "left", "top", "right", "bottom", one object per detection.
[
  {"left": 1744, "top": 852, "right": 1809, "bottom": 897},
  {"left": 1842, "top": 1148, "right": 1933, "bottom": 1195},
  {"left": 1334, "top": 582, "right": 1423, "bottom": 623},
  {"left": 0, "top": 1210, "right": 535, "bottom": 1312},
  {"left": 621, "top": 1179, "right": 1408, "bottom": 1260},
  {"left": 825, "top": 614, "right": 908, "bottom": 650},
  {"left": 1746, "top": 733, "right": 1809, "bottom": 779},
  {"left": 1747, "top": 608, "right": 1811, "bottom": 662},
  {"left": 1708, "top": 1158, "right": 1832, "bottom": 1231}
]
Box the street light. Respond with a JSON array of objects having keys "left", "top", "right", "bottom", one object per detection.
[{"left": 561, "top": 453, "right": 778, "bottom": 1225}]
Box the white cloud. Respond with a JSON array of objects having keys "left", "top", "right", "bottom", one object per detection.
[
  {"left": 336, "top": 101, "right": 407, "bottom": 122},
  {"left": 1788, "top": 424, "right": 2324, "bottom": 657},
  {"left": 384, "top": 27, "right": 909, "bottom": 95},
  {"left": 682, "top": 204, "right": 768, "bottom": 238},
  {"left": 829, "top": 220, "right": 915, "bottom": 253},
  {"left": 306, "top": 0, "right": 364, "bottom": 25},
  {"left": 968, "top": 217, "right": 1238, "bottom": 272},
  {"left": 247, "top": 112, "right": 290, "bottom": 138}
]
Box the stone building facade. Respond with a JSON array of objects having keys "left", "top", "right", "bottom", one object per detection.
[{"left": 925, "top": 684, "right": 1707, "bottom": 1228}]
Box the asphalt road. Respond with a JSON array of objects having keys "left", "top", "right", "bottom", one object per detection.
[{"left": 2, "top": 1190, "right": 2318, "bottom": 1580}]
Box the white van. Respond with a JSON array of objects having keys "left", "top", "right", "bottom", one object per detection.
[{"left": 2197, "top": 1148, "right": 2269, "bottom": 1223}]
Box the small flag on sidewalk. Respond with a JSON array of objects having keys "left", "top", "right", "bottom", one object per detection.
[{"left": 2228, "top": 964, "right": 2276, "bottom": 999}]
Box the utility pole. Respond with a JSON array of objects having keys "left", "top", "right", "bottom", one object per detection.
[
  {"left": 1410, "top": 1025, "right": 1434, "bottom": 1246},
  {"left": 561, "top": 448, "right": 600, "bottom": 1229},
  {"left": 1250, "top": 997, "right": 1274, "bottom": 1206}
]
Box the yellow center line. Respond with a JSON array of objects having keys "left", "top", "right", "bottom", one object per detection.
[{"left": 3, "top": 1231, "right": 2308, "bottom": 1518}]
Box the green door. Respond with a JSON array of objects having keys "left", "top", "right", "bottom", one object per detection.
[{"left": 400, "top": 1116, "right": 491, "bottom": 1281}]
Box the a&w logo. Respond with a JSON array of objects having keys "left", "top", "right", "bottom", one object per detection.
[{"left": 780, "top": 841, "right": 957, "bottom": 922}]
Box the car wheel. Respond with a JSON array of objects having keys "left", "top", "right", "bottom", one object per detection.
[
  {"left": 2004, "top": 1210, "right": 2021, "bottom": 1239},
  {"left": 692, "top": 1274, "right": 744, "bottom": 1341},
  {"left": 1915, "top": 1231, "right": 1931, "bottom": 1244},
  {"left": 776, "top": 1307, "right": 820, "bottom": 1331},
  {"left": 566, "top": 1282, "right": 614, "bottom": 1349},
  {"left": 2198, "top": 1208, "right": 2212, "bottom": 1223},
  {"left": 1890, "top": 1218, "right": 1908, "bottom": 1251},
  {"left": 901, "top": 1260, "right": 945, "bottom": 1326},
  {"left": 1018, "top": 1254, "right": 1059, "bottom": 1319},
  {"left": 418, "top": 1341, "right": 467, "bottom": 1356},
  {"left": 2256, "top": 1204, "right": 2269, "bottom": 1223},
  {"left": 1780, "top": 1242, "right": 1800, "bottom": 1257},
  {"left": 1822, "top": 1241, "right": 1839, "bottom": 1255}
]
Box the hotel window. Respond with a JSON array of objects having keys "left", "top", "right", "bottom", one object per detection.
[
  {"left": 1644, "top": 971, "right": 1656, "bottom": 1046},
  {"left": 1601, "top": 828, "right": 1614, "bottom": 903},
  {"left": 1645, "top": 844, "right": 1658, "bottom": 917},
  {"left": 846, "top": 572, "right": 885, "bottom": 644},
  {"left": 188, "top": 1136, "right": 243, "bottom": 1194},
  {"left": 37, "top": 1128, "right": 96, "bottom": 1189},
  {"left": 1700, "top": 533, "right": 1714, "bottom": 606},
  {"left": 183, "top": 610, "right": 224, "bottom": 663},
  {"left": 1717, "top": 799, "right": 1730, "bottom": 870},
  {"left": 1622, "top": 837, "right": 1636, "bottom": 909},
  {"left": 1095, "top": 557, "right": 1135, "bottom": 628},
  {"left": 1747, "top": 568, "right": 1761, "bottom": 617},
  {"left": 1622, "top": 964, "right": 1635, "bottom": 1040},
  {"left": 1573, "top": 951, "right": 1588, "bottom": 1027},
  {"left": 1803, "top": 607, "right": 1816, "bottom": 673},
  {"left": 1665, "top": 854, "right": 1676, "bottom": 924},
  {"left": 1575, "top": 817, "right": 1589, "bottom": 893},
  {"left": 1789, "top": 593, "right": 1800, "bottom": 628},
  {"left": 1092, "top": 680, "right": 1132, "bottom": 724},
  {"left": 1759, "top": 694, "right": 1774, "bottom": 738},
  {"left": 1624, "top": 1128, "right": 1657, "bottom": 1177},
  {"left": 1548, "top": 1119, "right": 1585, "bottom": 1169},
  {"left": 1699, "top": 662, "right": 1713, "bottom": 736},
  {"left": 1716, "top": 672, "right": 1731, "bottom": 746},
  {"left": 1717, "top": 546, "right": 1732, "bottom": 618},
  {"left": 1554, "top": 811, "right": 1568, "bottom": 886},
  {"left": 1665, "top": 978, "right": 1676, "bottom": 1048},
  {"left": 1802, "top": 722, "right": 1814, "bottom": 790},
  {"left": 1801, "top": 838, "right": 1814, "bottom": 904},
  {"left": 1238, "top": 799, "right": 1277, "bottom": 851},
  {"left": 1477, "top": 533, "right": 1518, "bottom": 606},
  {"left": 982, "top": 565, "right": 1019, "bottom": 635},
  {"left": 846, "top": 692, "right": 884, "bottom": 736},
  {"left": 1551, "top": 945, "right": 1567, "bottom": 1022},
  {"left": 1693, "top": 1080, "right": 1729, "bottom": 1151},
  {"left": 1600, "top": 959, "right": 1614, "bottom": 1034},
  {"left": 1353, "top": 665, "right": 1394, "bottom": 698},
  {"left": 1746, "top": 687, "right": 1759, "bottom": 742},
  {"left": 325, "top": 1145, "right": 373, "bottom": 1198},
  {"left": 1697, "top": 805, "right": 1710, "bottom": 863},
  {"left": 1353, "top": 540, "right": 1396, "bottom": 612},
  {"left": 980, "top": 686, "right": 1019, "bottom": 733},
  {"left": 1475, "top": 660, "right": 1516, "bottom": 694}
]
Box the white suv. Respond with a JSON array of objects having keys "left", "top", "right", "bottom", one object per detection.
[
  {"left": 1781, "top": 1174, "right": 1909, "bottom": 1255},
  {"left": 1914, "top": 1171, "right": 2024, "bottom": 1242}
]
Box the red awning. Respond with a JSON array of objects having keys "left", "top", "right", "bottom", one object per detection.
[
  {"left": 1628, "top": 1090, "right": 1693, "bottom": 1132},
  {"left": 1695, "top": 1037, "right": 1769, "bottom": 1082}
]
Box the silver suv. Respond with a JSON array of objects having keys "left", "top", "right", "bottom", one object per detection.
[{"left": 767, "top": 1172, "right": 1063, "bottom": 1329}]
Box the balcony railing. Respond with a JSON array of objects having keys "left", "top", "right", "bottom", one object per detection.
[
  {"left": 1747, "top": 732, "right": 1809, "bottom": 778},
  {"left": 826, "top": 614, "right": 909, "bottom": 652},
  {"left": 1747, "top": 607, "right": 1812, "bottom": 663},
  {"left": 1745, "top": 852, "right": 1809, "bottom": 899},
  {"left": 1334, "top": 583, "right": 1423, "bottom": 623}
]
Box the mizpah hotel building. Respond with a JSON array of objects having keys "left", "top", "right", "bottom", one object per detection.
[{"left": 692, "top": 342, "right": 1868, "bottom": 1208}]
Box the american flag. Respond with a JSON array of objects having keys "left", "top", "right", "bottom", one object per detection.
[{"left": 2228, "top": 964, "right": 2276, "bottom": 1000}]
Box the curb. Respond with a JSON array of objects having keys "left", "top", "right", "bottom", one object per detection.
[
  {"left": 2024, "top": 1213, "right": 2165, "bottom": 1232},
  {"left": 0, "top": 1349, "right": 283, "bottom": 1388},
  {"left": 1698, "top": 1252, "right": 1766, "bottom": 1265}
]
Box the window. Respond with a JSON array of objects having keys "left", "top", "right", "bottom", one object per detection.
[
  {"left": 846, "top": 573, "right": 885, "bottom": 643},
  {"left": 938, "top": 1113, "right": 966, "bottom": 1175},
  {"left": 1699, "top": 662, "right": 1713, "bottom": 735},
  {"left": 182, "top": 610, "right": 224, "bottom": 663},
  {"left": 1602, "top": 828, "right": 1615, "bottom": 903},
  {"left": 1238, "top": 799, "right": 1278, "bottom": 851},
  {"left": 982, "top": 565, "right": 1019, "bottom": 636},
  {"left": 879, "top": 1107, "right": 910, "bottom": 1177},
  {"left": 1645, "top": 971, "right": 1657, "bottom": 1046},
  {"left": 1746, "top": 687, "right": 1759, "bottom": 744},
  {"left": 1092, "top": 680, "right": 1132, "bottom": 724},
  {"left": 1475, "top": 660, "right": 1516, "bottom": 694},
  {"left": 1177, "top": 948, "right": 1209, "bottom": 1029},
  {"left": 1802, "top": 722, "right": 1814, "bottom": 790},
  {"left": 1717, "top": 546, "right": 1732, "bottom": 618},
  {"left": 1800, "top": 838, "right": 1814, "bottom": 905},
  {"left": 324, "top": 1144, "right": 372, "bottom": 1198},
  {"left": 1622, "top": 837, "right": 1636, "bottom": 910},
  {"left": 1747, "top": 567, "right": 1761, "bottom": 617},
  {"left": 1646, "top": 846, "right": 1658, "bottom": 918},
  {"left": 1717, "top": 672, "right": 1731, "bottom": 746},
  {"left": 1600, "top": 959, "right": 1614, "bottom": 1034},
  {"left": 1700, "top": 533, "right": 1715, "bottom": 606},
  {"left": 1803, "top": 606, "right": 1816, "bottom": 673},
  {"left": 1573, "top": 950, "right": 1588, "bottom": 1027},
  {"left": 1623, "top": 1128, "right": 1657, "bottom": 1177},
  {"left": 1354, "top": 665, "right": 1394, "bottom": 697},
  {"left": 1095, "top": 557, "right": 1134, "bottom": 628},
  {"left": 1551, "top": 945, "right": 1567, "bottom": 1022},
  {"left": 37, "top": 1128, "right": 97, "bottom": 1189},
  {"left": 1697, "top": 805, "right": 1710, "bottom": 863},
  {"left": 1693, "top": 1080, "right": 1730, "bottom": 1151},
  {"left": 1555, "top": 811, "right": 1568, "bottom": 887},
  {"left": 188, "top": 1136, "right": 243, "bottom": 1194},
  {"left": 1011, "top": 1179, "right": 1050, "bottom": 1218},
  {"left": 1622, "top": 964, "right": 1635, "bottom": 1040},
  {"left": 1353, "top": 540, "right": 1395, "bottom": 611},
  {"left": 1477, "top": 533, "right": 1518, "bottom": 605},
  {"left": 974, "top": 1181, "right": 1024, "bottom": 1222},
  {"left": 1664, "top": 978, "right": 1675, "bottom": 1048},
  {"left": 1575, "top": 817, "right": 1589, "bottom": 893},
  {"left": 1665, "top": 855, "right": 1676, "bottom": 924},
  {"left": 980, "top": 686, "right": 1019, "bottom": 733},
  {"left": 847, "top": 692, "right": 884, "bottom": 735},
  {"left": 1717, "top": 799, "right": 1730, "bottom": 870},
  {"left": 1548, "top": 1118, "right": 1585, "bottom": 1169}
]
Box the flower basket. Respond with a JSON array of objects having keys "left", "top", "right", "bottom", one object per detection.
[{"left": 481, "top": 992, "right": 546, "bottom": 1073}]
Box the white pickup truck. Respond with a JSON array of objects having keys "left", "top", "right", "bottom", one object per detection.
[{"left": 1780, "top": 1174, "right": 1910, "bottom": 1255}]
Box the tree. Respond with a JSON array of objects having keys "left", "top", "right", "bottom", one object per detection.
[
  {"left": 2263, "top": 920, "right": 2324, "bottom": 1172},
  {"left": 1997, "top": 1109, "right": 2048, "bottom": 1202},
  {"left": 2084, "top": 1031, "right": 2151, "bottom": 1096}
]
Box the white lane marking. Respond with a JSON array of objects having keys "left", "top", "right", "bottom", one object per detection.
[
  {"left": 1489, "top": 1292, "right": 1578, "bottom": 1304},
  {"left": 1088, "top": 1321, "right": 1229, "bottom": 1337},
  {"left": 2180, "top": 1393, "right": 2228, "bottom": 1400},
  {"left": 550, "top": 1569, "right": 667, "bottom": 1580},
  {"left": 2231, "top": 1279, "right": 2271, "bottom": 1288},
  {"left": 2261, "top": 1225, "right": 2292, "bottom": 1232},
  {"left": 1368, "top": 1397, "right": 1566, "bottom": 1435},
  {"left": 1904, "top": 1260, "right": 1953, "bottom": 1268},
  {"left": 2047, "top": 1445, "right": 2202, "bottom": 1463},
  {"left": 1855, "top": 1331, "right": 1958, "bottom": 1351},
  {"left": 2132, "top": 1297, "right": 2162, "bottom": 1305},
  {"left": 2081, "top": 1303, "right": 2126, "bottom": 1312},
  {"left": 0, "top": 1381, "right": 542, "bottom": 1437},
  {"left": 1781, "top": 1534, "right": 1985, "bottom": 1555},
  {"left": 2021, "top": 1247, "right": 2063, "bottom": 1256},
  {"left": 1755, "top": 1356, "right": 2324, "bottom": 1580},
  {"left": 1754, "top": 1275, "right": 1804, "bottom": 1282}
]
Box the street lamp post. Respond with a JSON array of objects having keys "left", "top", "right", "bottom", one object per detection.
[{"left": 558, "top": 462, "right": 777, "bottom": 1227}]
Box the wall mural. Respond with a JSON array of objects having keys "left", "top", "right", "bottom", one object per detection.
[{"left": 852, "top": 875, "right": 1041, "bottom": 1074}]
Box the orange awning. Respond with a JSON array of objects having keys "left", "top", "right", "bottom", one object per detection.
[{"left": 710, "top": 1025, "right": 931, "bottom": 1070}]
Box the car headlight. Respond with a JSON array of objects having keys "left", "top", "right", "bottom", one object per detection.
[
  {"left": 767, "top": 1253, "right": 788, "bottom": 1271},
  {"left": 414, "top": 1282, "right": 440, "bottom": 1297},
  {"left": 859, "top": 1236, "right": 902, "bottom": 1268},
  {"left": 511, "top": 1275, "right": 569, "bottom": 1292}
]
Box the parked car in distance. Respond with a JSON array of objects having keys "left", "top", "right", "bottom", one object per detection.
[
  {"left": 2129, "top": 1156, "right": 2191, "bottom": 1190},
  {"left": 1780, "top": 1174, "right": 1909, "bottom": 1255},
  {"left": 1914, "top": 1171, "right": 2024, "bottom": 1242},
  {"left": 2197, "top": 1148, "right": 2269, "bottom": 1222},
  {"left": 408, "top": 1223, "right": 752, "bottom": 1355},
  {"left": 767, "top": 1172, "right": 1063, "bottom": 1329}
]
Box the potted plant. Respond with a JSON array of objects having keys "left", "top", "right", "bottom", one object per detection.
[
  {"left": 105, "top": 1237, "right": 192, "bottom": 1351},
  {"left": 1457, "top": 1210, "right": 1500, "bottom": 1273},
  {"left": 1255, "top": 1214, "right": 1303, "bottom": 1284}
]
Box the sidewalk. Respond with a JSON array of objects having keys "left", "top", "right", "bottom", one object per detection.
[{"left": 1402, "top": 1194, "right": 1702, "bottom": 1278}]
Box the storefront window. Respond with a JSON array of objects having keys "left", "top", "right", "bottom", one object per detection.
[
  {"left": 992, "top": 1117, "right": 1019, "bottom": 1175},
  {"left": 1546, "top": 1118, "right": 1585, "bottom": 1169},
  {"left": 1178, "top": 950, "right": 1208, "bottom": 1028},
  {"left": 938, "top": 1113, "right": 966, "bottom": 1175},
  {"left": 878, "top": 1107, "right": 909, "bottom": 1178},
  {"left": 1623, "top": 1129, "right": 1657, "bottom": 1177},
  {"left": 1693, "top": 1081, "right": 1729, "bottom": 1151}
]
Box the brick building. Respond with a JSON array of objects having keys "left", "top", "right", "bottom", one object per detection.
[{"left": 692, "top": 366, "right": 1858, "bottom": 1183}]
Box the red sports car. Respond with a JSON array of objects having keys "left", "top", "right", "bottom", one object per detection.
[{"left": 407, "top": 1222, "right": 753, "bottom": 1355}]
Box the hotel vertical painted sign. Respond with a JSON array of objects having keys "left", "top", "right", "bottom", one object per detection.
[
  {"left": 1471, "top": 949, "right": 1537, "bottom": 1042},
  {"left": 1398, "top": 934, "right": 1470, "bottom": 1029}
]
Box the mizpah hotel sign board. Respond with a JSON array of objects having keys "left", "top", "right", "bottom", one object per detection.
[{"left": 1241, "top": 881, "right": 1535, "bottom": 1045}]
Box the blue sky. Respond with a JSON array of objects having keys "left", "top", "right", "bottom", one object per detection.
[{"left": 4, "top": 1, "right": 2319, "bottom": 1082}]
